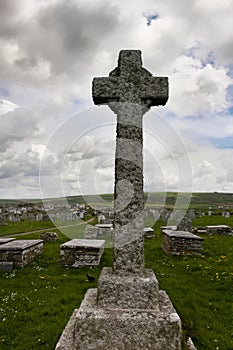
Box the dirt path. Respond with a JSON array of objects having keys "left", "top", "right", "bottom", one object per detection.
[{"left": 1, "top": 218, "right": 94, "bottom": 238}]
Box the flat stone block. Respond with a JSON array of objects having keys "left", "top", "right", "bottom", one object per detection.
[
  {"left": 74, "top": 288, "right": 182, "bottom": 350},
  {"left": 0, "top": 261, "right": 13, "bottom": 272},
  {"left": 60, "top": 239, "right": 105, "bottom": 267},
  {"left": 96, "top": 224, "right": 113, "bottom": 236},
  {"left": 0, "top": 238, "right": 15, "bottom": 245},
  {"left": 0, "top": 240, "right": 43, "bottom": 267},
  {"left": 162, "top": 230, "right": 203, "bottom": 256},
  {"left": 97, "top": 267, "right": 159, "bottom": 310},
  {"left": 143, "top": 227, "right": 154, "bottom": 239}
]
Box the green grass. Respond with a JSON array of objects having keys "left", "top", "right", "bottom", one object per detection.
[
  {"left": 0, "top": 218, "right": 233, "bottom": 349},
  {"left": 0, "top": 220, "right": 55, "bottom": 237}
]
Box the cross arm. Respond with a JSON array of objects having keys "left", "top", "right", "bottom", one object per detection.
[
  {"left": 140, "top": 76, "right": 168, "bottom": 107},
  {"left": 92, "top": 77, "right": 119, "bottom": 105}
]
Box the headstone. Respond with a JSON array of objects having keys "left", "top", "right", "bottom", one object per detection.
[
  {"left": 225, "top": 212, "right": 230, "bottom": 218},
  {"left": 56, "top": 50, "right": 196, "bottom": 350},
  {"left": 60, "top": 239, "right": 105, "bottom": 267},
  {"left": 0, "top": 240, "right": 43, "bottom": 267},
  {"left": 177, "top": 216, "right": 192, "bottom": 232}
]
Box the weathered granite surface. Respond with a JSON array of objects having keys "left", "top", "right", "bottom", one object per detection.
[
  {"left": 60, "top": 239, "right": 105, "bottom": 267},
  {"left": 96, "top": 224, "right": 113, "bottom": 236},
  {"left": 0, "top": 238, "right": 15, "bottom": 245},
  {"left": 93, "top": 50, "right": 168, "bottom": 275},
  {"left": 56, "top": 50, "right": 197, "bottom": 350},
  {"left": 0, "top": 240, "right": 43, "bottom": 267},
  {"left": 40, "top": 231, "right": 58, "bottom": 242},
  {"left": 143, "top": 227, "right": 154, "bottom": 238},
  {"left": 97, "top": 267, "right": 159, "bottom": 310},
  {"left": 75, "top": 289, "right": 182, "bottom": 350},
  {"left": 162, "top": 230, "right": 203, "bottom": 256},
  {"left": 84, "top": 225, "right": 98, "bottom": 239}
]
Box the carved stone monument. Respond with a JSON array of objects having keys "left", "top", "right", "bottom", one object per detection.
[{"left": 56, "top": 50, "right": 196, "bottom": 350}]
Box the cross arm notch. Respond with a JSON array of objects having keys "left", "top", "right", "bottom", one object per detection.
[
  {"left": 140, "top": 76, "right": 168, "bottom": 108},
  {"left": 92, "top": 76, "right": 119, "bottom": 105}
]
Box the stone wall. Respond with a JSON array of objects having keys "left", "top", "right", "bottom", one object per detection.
[{"left": 162, "top": 230, "right": 203, "bottom": 256}]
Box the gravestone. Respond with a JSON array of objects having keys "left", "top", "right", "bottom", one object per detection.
[
  {"left": 56, "top": 50, "right": 195, "bottom": 350},
  {"left": 40, "top": 231, "right": 58, "bottom": 242},
  {"left": 177, "top": 216, "right": 192, "bottom": 232}
]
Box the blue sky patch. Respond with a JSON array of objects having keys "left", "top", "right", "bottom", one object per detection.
[
  {"left": 0, "top": 87, "right": 9, "bottom": 98},
  {"left": 144, "top": 13, "right": 159, "bottom": 26},
  {"left": 210, "top": 136, "right": 233, "bottom": 149}
]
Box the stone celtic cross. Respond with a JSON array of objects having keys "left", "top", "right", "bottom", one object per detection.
[{"left": 92, "top": 50, "right": 168, "bottom": 274}]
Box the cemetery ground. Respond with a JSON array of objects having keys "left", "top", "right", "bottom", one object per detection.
[{"left": 0, "top": 216, "right": 232, "bottom": 349}]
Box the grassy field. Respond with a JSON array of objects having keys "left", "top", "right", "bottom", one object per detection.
[
  {"left": 0, "top": 220, "right": 55, "bottom": 237},
  {"left": 0, "top": 217, "right": 233, "bottom": 349}
]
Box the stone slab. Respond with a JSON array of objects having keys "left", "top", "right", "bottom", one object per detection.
[
  {"left": 0, "top": 261, "right": 13, "bottom": 272},
  {"left": 0, "top": 239, "right": 44, "bottom": 250},
  {"left": 162, "top": 230, "right": 203, "bottom": 256},
  {"left": 0, "top": 240, "right": 43, "bottom": 267},
  {"left": 84, "top": 225, "right": 98, "bottom": 239},
  {"left": 97, "top": 267, "right": 159, "bottom": 310},
  {"left": 162, "top": 230, "right": 203, "bottom": 240},
  {"left": 96, "top": 224, "right": 113, "bottom": 236},
  {"left": 206, "top": 225, "right": 232, "bottom": 235},
  {"left": 0, "top": 238, "right": 15, "bottom": 245},
  {"left": 75, "top": 288, "right": 182, "bottom": 350},
  {"left": 143, "top": 227, "right": 154, "bottom": 238},
  {"left": 60, "top": 239, "right": 105, "bottom": 267}
]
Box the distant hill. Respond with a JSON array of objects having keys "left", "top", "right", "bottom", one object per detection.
[{"left": 1, "top": 192, "right": 233, "bottom": 209}]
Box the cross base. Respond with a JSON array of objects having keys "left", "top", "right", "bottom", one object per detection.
[
  {"left": 97, "top": 267, "right": 159, "bottom": 310},
  {"left": 56, "top": 288, "right": 184, "bottom": 350}
]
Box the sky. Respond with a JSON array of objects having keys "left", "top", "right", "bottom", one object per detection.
[{"left": 0, "top": 0, "right": 233, "bottom": 200}]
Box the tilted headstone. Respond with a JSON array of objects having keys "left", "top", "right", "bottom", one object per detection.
[{"left": 177, "top": 216, "right": 192, "bottom": 232}]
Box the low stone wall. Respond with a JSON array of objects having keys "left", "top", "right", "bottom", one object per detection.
[
  {"left": 0, "top": 240, "right": 43, "bottom": 267},
  {"left": 60, "top": 239, "right": 105, "bottom": 267},
  {"left": 84, "top": 225, "right": 98, "bottom": 239},
  {"left": 162, "top": 230, "right": 203, "bottom": 256}
]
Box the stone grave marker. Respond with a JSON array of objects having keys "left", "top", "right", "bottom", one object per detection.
[
  {"left": 0, "top": 240, "right": 43, "bottom": 268},
  {"left": 177, "top": 216, "right": 192, "bottom": 232},
  {"left": 56, "top": 50, "right": 196, "bottom": 350}
]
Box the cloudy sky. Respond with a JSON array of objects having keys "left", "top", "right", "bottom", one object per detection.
[{"left": 0, "top": 0, "right": 233, "bottom": 199}]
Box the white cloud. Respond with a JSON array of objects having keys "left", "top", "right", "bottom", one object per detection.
[{"left": 0, "top": 0, "right": 233, "bottom": 198}]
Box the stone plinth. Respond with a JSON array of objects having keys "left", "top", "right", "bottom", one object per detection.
[
  {"left": 143, "top": 227, "right": 154, "bottom": 239},
  {"left": 0, "top": 240, "right": 43, "bottom": 267},
  {"left": 206, "top": 225, "right": 232, "bottom": 235},
  {"left": 84, "top": 225, "right": 98, "bottom": 239},
  {"left": 97, "top": 267, "right": 159, "bottom": 310},
  {"left": 162, "top": 230, "right": 203, "bottom": 256},
  {"left": 56, "top": 288, "right": 182, "bottom": 350},
  {"left": 0, "top": 238, "right": 15, "bottom": 245},
  {"left": 96, "top": 224, "right": 113, "bottom": 236},
  {"left": 60, "top": 239, "right": 105, "bottom": 267}
]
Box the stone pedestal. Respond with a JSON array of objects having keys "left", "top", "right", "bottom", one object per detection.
[
  {"left": 60, "top": 239, "right": 105, "bottom": 267},
  {"left": 162, "top": 230, "right": 203, "bottom": 256},
  {"left": 56, "top": 273, "right": 184, "bottom": 350},
  {"left": 0, "top": 240, "right": 43, "bottom": 267}
]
